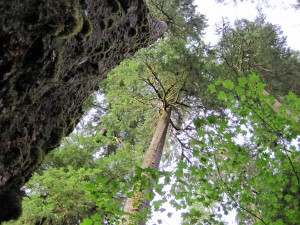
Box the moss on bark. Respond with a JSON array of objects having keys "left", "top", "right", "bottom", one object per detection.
[{"left": 0, "top": 0, "right": 167, "bottom": 222}]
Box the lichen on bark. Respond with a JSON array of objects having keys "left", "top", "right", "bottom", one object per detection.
[{"left": 0, "top": 0, "right": 167, "bottom": 222}]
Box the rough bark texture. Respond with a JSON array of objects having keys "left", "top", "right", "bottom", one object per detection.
[
  {"left": 0, "top": 0, "right": 167, "bottom": 222},
  {"left": 141, "top": 107, "right": 172, "bottom": 170},
  {"left": 123, "top": 107, "right": 172, "bottom": 225}
]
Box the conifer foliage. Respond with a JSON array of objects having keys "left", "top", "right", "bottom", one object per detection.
[{"left": 4, "top": 1, "right": 300, "bottom": 225}]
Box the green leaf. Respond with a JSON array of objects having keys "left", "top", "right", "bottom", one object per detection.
[
  {"left": 249, "top": 73, "right": 260, "bottom": 82},
  {"left": 81, "top": 219, "right": 93, "bottom": 225},
  {"left": 207, "top": 115, "right": 217, "bottom": 124},
  {"left": 284, "top": 194, "right": 293, "bottom": 203},
  {"left": 208, "top": 84, "right": 216, "bottom": 93},
  {"left": 153, "top": 200, "right": 163, "bottom": 210},
  {"left": 238, "top": 77, "right": 248, "bottom": 88},
  {"left": 91, "top": 214, "right": 101, "bottom": 221},
  {"left": 85, "top": 183, "right": 97, "bottom": 191},
  {"left": 178, "top": 161, "right": 188, "bottom": 170},
  {"left": 286, "top": 91, "right": 297, "bottom": 100},
  {"left": 217, "top": 91, "right": 227, "bottom": 100},
  {"left": 96, "top": 176, "right": 108, "bottom": 184},
  {"left": 222, "top": 80, "right": 234, "bottom": 90},
  {"left": 215, "top": 78, "right": 223, "bottom": 85},
  {"left": 194, "top": 118, "right": 205, "bottom": 128}
]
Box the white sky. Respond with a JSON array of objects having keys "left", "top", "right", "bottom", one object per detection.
[
  {"left": 148, "top": 1, "right": 300, "bottom": 225},
  {"left": 196, "top": 0, "right": 300, "bottom": 51}
]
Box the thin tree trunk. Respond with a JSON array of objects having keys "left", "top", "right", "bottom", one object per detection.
[
  {"left": 262, "top": 90, "right": 299, "bottom": 122},
  {"left": 122, "top": 106, "right": 172, "bottom": 225}
]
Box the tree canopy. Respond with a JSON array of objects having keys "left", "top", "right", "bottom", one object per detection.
[{"left": 4, "top": 1, "right": 300, "bottom": 225}]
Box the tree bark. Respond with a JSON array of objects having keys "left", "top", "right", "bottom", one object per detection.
[
  {"left": 122, "top": 106, "right": 172, "bottom": 225},
  {"left": 0, "top": 0, "right": 167, "bottom": 222},
  {"left": 262, "top": 90, "right": 299, "bottom": 122}
]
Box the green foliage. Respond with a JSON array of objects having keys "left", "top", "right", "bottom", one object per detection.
[
  {"left": 4, "top": 120, "right": 143, "bottom": 225},
  {"left": 146, "top": 0, "right": 206, "bottom": 42},
  {"left": 186, "top": 73, "right": 300, "bottom": 224},
  {"left": 214, "top": 14, "right": 300, "bottom": 98},
  {"left": 10, "top": 17, "right": 209, "bottom": 223},
  {"left": 100, "top": 59, "right": 157, "bottom": 154},
  {"left": 7, "top": 2, "right": 300, "bottom": 225},
  {"left": 82, "top": 1, "right": 210, "bottom": 222},
  {"left": 4, "top": 166, "right": 101, "bottom": 225}
]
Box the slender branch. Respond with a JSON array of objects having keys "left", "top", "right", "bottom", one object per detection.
[
  {"left": 113, "top": 136, "right": 125, "bottom": 148},
  {"left": 133, "top": 96, "right": 158, "bottom": 108},
  {"left": 165, "top": 75, "right": 182, "bottom": 94},
  {"left": 149, "top": 0, "right": 173, "bottom": 24},
  {"left": 168, "top": 79, "right": 187, "bottom": 106},
  {"left": 174, "top": 101, "right": 192, "bottom": 108},
  {"left": 221, "top": 54, "right": 239, "bottom": 76},
  {"left": 145, "top": 63, "right": 167, "bottom": 98},
  {"left": 169, "top": 118, "right": 181, "bottom": 131},
  {"left": 235, "top": 90, "right": 300, "bottom": 186},
  {"left": 141, "top": 77, "right": 163, "bottom": 100},
  {"left": 211, "top": 136, "right": 268, "bottom": 225},
  {"left": 180, "top": 149, "right": 191, "bottom": 164}
]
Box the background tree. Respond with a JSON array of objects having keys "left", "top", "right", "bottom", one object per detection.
[
  {"left": 109, "top": 37, "right": 209, "bottom": 224},
  {"left": 0, "top": 3, "right": 166, "bottom": 219},
  {"left": 215, "top": 0, "right": 300, "bottom": 9},
  {"left": 4, "top": 2, "right": 300, "bottom": 225},
  {"left": 201, "top": 74, "right": 299, "bottom": 224},
  {"left": 178, "top": 15, "right": 300, "bottom": 224},
  {"left": 5, "top": 0, "right": 209, "bottom": 223},
  {"left": 3, "top": 127, "right": 143, "bottom": 225},
  {"left": 214, "top": 15, "right": 300, "bottom": 98}
]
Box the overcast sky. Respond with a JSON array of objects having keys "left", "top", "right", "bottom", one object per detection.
[
  {"left": 196, "top": 0, "right": 300, "bottom": 51},
  {"left": 148, "top": 1, "right": 300, "bottom": 224}
]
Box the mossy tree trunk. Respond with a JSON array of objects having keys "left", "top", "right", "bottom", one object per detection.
[
  {"left": 122, "top": 106, "right": 172, "bottom": 225},
  {"left": 0, "top": 0, "right": 166, "bottom": 222}
]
